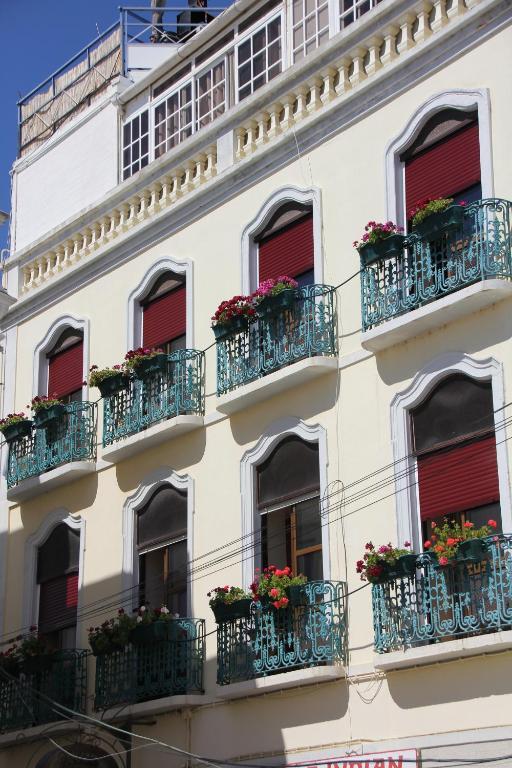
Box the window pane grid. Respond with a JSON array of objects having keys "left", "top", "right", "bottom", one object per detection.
[
  {"left": 154, "top": 84, "right": 194, "bottom": 159},
  {"left": 122, "top": 111, "right": 150, "bottom": 181},
  {"left": 292, "top": 0, "right": 330, "bottom": 62},
  {"left": 339, "top": 0, "right": 382, "bottom": 30},
  {"left": 237, "top": 16, "right": 282, "bottom": 102},
  {"left": 196, "top": 61, "right": 227, "bottom": 129}
]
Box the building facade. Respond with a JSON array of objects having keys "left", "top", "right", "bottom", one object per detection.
[{"left": 0, "top": 0, "right": 511, "bottom": 766}]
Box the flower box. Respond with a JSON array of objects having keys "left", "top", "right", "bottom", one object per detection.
[
  {"left": 133, "top": 353, "right": 168, "bottom": 379},
  {"left": 257, "top": 289, "right": 297, "bottom": 319},
  {"left": 2, "top": 420, "right": 33, "bottom": 443},
  {"left": 33, "top": 404, "right": 66, "bottom": 429},
  {"left": 359, "top": 234, "right": 406, "bottom": 265},
  {"left": 395, "top": 553, "right": 418, "bottom": 577},
  {"left": 130, "top": 620, "right": 171, "bottom": 645},
  {"left": 22, "top": 655, "right": 55, "bottom": 674},
  {"left": 97, "top": 373, "right": 129, "bottom": 397},
  {"left": 414, "top": 205, "right": 465, "bottom": 239},
  {"left": 212, "top": 598, "right": 253, "bottom": 623},
  {"left": 213, "top": 315, "right": 249, "bottom": 341},
  {"left": 286, "top": 584, "right": 309, "bottom": 607},
  {"left": 457, "top": 538, "right": 488, "bottom": 563},
  {"left": 89, "top": 637, "right": 116, "bottom": 657}
]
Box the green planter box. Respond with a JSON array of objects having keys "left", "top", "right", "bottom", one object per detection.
[
  {"left": 133, "top": 353, "right": 168, "bottom": 379},
  {"left": 212, "top": 598, "right": 253, "bottom": 623},
  {"left": 286, "top": 584, "right": 308, "bottom": 607},
  {"left": 414, "top": 205, "right": 465, "bottom": 239},
  {"left": 1, "top": 420, "right": 33, "bottom": 443},
  {"left": 33, "top": 404, "right": 66, "bottom": 429},
  {"left": 457, "top": 538, "right": 488, "bottom": 563},
  {"left": 396, "top": 554, "right": 418, "bottom": 577},
  {"left": 22, "top": 655, "right": 55, "bottom": 674},
  {"left": 212, "top": 315, "right": 249, "bottom": 342},
  {"left": 257, "top": 289, "right": 296, "bottom": 319},
  {"left": 130, "top": 620, "right": 172, "bottom": 645},
  {"left": 359, "top": 234, "right": 406, "bottom": 266},
  {"left": 98, "top": 373, "right": 129, "bottom": 397}
]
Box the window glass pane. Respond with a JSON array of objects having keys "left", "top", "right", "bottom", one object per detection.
[
  {"left": 464, "top": 502, "right": 501, "bottom": 531},
  {"left": 123, "top": 148, "right": 131, "bottom": 168},
  {"left": 295, "top": 497, "right": 322, "bottom": 549},
  {"left": 137, "top": 485, "right": 187, "bottom": 549},
  {"left": 238, "top": 39, "right": 251, "bottom": 64},
  {"left": 258, "top": 436, "right": 319, "bottom": 507},
  {"left": 167, "top": 539, "right": 188, "bottom": 616},
  {"left": 297, "top": 549, "right": 323, "bottom": 581},
  {"left": 155, "top": 102, "right": 166, "bottom": 124},
  {"left": 140, "top": 549, "right": 165, "bottom": 608},
  {"left": 262, "top": 507, "right": 290, "bottom": 569},
  {"left": 305, "top": 0, "right": 316, "bottom": 13},
  {"left": 293, "top": 0, "right": 303, "bottom": 22},
  {"left": 268, "top": 18, "right": 281, "bottom": 42},
  {"left": 141, "top": 110, "right": 149, "bottom": 133},
  {"left": 37, "top": 525, "right": 80, "bottom": 583},
  {"left": 253, "top": 28, "right": 266, "bottom": 51},
  {"left": 123, "top": 123, "right": 131, "bottom": 144}
]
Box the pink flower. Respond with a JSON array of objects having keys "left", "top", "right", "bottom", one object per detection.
[
  {"left": 269, "top": 588, "right": 279, "bottom": 598},
  {"left": 424, "top": 540, "right": 431, "bottom": 549},
  {"left": 404, "top": 541, "right": 411, "bottom": 547},
  {"left": 438, "top": 557, "right": 449, "bottom": 566},
  {"left": 463, "top": 522, "right": 474, "bottom": 529},
  {"left": 488, "top": 519, "right": 497, "bottom": 528}
]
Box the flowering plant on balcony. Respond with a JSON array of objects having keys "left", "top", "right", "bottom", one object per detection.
[
  {"left": 356, "top": 541, "right": 412, "bottom": 583},
  {"left": 250, "top": 565, "right": 307, "bottom": 609},
  {"left": 0, "top": 643, "right": 21, "bottom": 676},
  {"left": 353, "top": 221, "right": 404, "bottom": 251},
  {"left": 424, "top": 517, "right": 498, "bottom": 566},
  {"left": 0, "top": 412, "right": 29, "bottom": 432},
  {"left": 409, "top": 197, "right": 466, "bottom": 227},
  {"left": 211, "top": 295, "right": 257, "bottom": 328},
  {"left": 253, "top": 276, "right": 298, "bottom": 299},
  {"left": 86, "top": 364, "right": 125, "bottom": 387},
  {"left": 123, "top": 347, "right": 165, "bottom": 371},
  {"left": 88, "top": 608, "right": 137, "bottom": 655},
  {"left": 134, "top": 605, "right": 176, "bottom": 625},
  {"left": 207, "top": 586, "right": 252, "bottom": 608},
  {"left": 29, "top": 395, "right": 62, "bottom": 413}
]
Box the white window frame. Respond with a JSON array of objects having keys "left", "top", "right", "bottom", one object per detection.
[
  {"left": 153, "top": 77, "right": 195, "bottom": 160},
  {"left": 290, "top": 0, "right": 331, "bottom": 63},
  {"left": 337, "top": 0, "right": 381, "bottom": 32},
  {"left": 122, "top": 468, "right": 195, "bottom": 617},
  {"left": 32, "top": 314, "right": 90, "bottom": 400},
  {"left": 235, "top": 11, "right": 284, "bottom": 105},
  {"left": 121, "top": 108, "right": 150, "bottom": 181},
  {"left": 195, "top": 55, "right": 229, "bottom": 130},
  {"left": 390, "top": 352, "right": 512, "bottom": 552}
]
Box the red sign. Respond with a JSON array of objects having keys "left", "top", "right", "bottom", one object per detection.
[{"left": 291, "top": 750, "right": 419, "bottom": 768}]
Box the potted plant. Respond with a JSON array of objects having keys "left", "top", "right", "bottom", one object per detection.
[
  {"left": 87, "top": 364, "right": 129, "bottom": 397},
  {"left": 130, "top": 605, "right": 176, "bottom": 645},
  {"left": 423, "top": 517, "right": 497, "bottom": 566},
  {"left": 124, "top": 348, "right": 168, "bottom": 379},
  {"left": 18, "top": 628, "right": 55, "bottom": 674},
  {"left": 0, "top": 643, "right": 21, "bottom": 678},
  {"left": 356, "top": 542, "right": 412, "bottom": 584},
  {"left": 30, "top": 395, "right": 66, "bottom": 429},
  {"left": 253, "top": 276, "right": 298, "bottom": 319},
  {"left": 409, "top": 197, "right": 466, "bottom": 239},
  {"left": 88, "top": 608, "right": 136, "bottom": 656},
  {"left": 250, "top": 565, "right": 307, "bottom": 609},
  {"left": 211, "top": 295, "right": 257, "bottom": 341},
  {"left": 0, "top": 412, "right": 33, "bottom": 443},
  {"left": 354, "top": 221, "right": 405, "bottom": 265},
  {"left": 208, "top": 586, "right": 253, "bottom": 623}
]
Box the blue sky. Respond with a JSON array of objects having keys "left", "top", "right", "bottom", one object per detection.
[{"left": 0, "top": 1, "right": 122, "bottom": 251}]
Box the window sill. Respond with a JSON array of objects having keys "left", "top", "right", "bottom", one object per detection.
[
  {"left": 361, "top": 279, "right": 512, "bottom": 353},
  {"left": 373, "top": 628, "right": 512, "bottom": 672},
  {"left": 7, "top": 461, "right": 96, "bottom": 503},
  {"left": 101, "top": 414, "right": 204, "bottom": 463},
  {"left": 215, "top": 664, "right": 345, "bottom": 700},
  {"left": 216, "top": 357, "right": 338, "bottom": 415},
  {"left": 100, "top": 693, "right": 209, "bottom": 721}
]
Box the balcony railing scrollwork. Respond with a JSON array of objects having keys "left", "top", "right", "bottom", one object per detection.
[
  {"left": 361, "top": 199, "right": 512, "bottom": 331},
  {"left": 7, "top": 402, "right": 97, "bottom": 488},
  {"left": 372, "top": 534, "right": 512, "bottom": 653},
  {"left": 216, "top": 580, "right": 347, "bottom": 685},
  {"left": 102, "top": 349, "right": 204, "bottom": 446},
  {"left": 216, "top": 284, "right": 337, "bottom": 396}
]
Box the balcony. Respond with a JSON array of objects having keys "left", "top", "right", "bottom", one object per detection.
[
  {"left": 101, "top": 350, "right": 204, "bottom": 462},
  {"left": 361, "top": 199, "right": 512, "bottom": 352},
  {"left": 94, "top": 618, "right": 205, "bottom": 711},
  {"left": 216, "top": 581, "right": 346, "bottom": 694},
  {"left": 6, "top": 402, "right": 97, "bottom": 502},
  {"left": 216, "top": 285, "right": 338, "bottom": 414},
  {"left": 0, "top": 650, "right": 87, "bottom": 733},
  {"left": 372, "top": 535, "right": 512, "bottom": 669}
]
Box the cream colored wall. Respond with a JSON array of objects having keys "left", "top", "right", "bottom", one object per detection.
[{"left": 3, "top": 22, "right": 512, "bottom": 767}]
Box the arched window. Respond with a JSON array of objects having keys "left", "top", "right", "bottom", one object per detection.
[
  {"left": 36, "top": 744, "right": 117, "bottom": 768},
  {"left": 401, "top": 108, "right": 481, "bottom": 225},
  {"left": 257, "top": 436, "right": 322, "bottom": 580},
  {"left": 255, "top": 202, "right": 314, "bottom": 287},
  {"left": 46, "top": 328, "right": 84, "bottom": 402},
  {"left": 140, "top": 271, "right": 186, "bottom": 353},
  {"left": 411, "top": 374, "right": 501, "bottom": 541},
  {"left": 37, "top": 524, "right": 80, "bottom": 649},
  {"left": 136, "top": 484, "right": 187, "bottom": 615}
]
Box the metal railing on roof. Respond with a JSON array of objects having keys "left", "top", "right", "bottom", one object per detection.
[{"left": 120, "top": 3, "right": 235, "bottom": 49}]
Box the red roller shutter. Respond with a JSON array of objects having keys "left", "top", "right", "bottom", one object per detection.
[
  {"left": 417, "top": 434, "right": 499, "bottom": 521},
  {"left": 405, "top": 122, "right": 481, "bottom": 215},
  {"left": 39, "top": 573, "right": 78, "bottom": 632},
  {"left": 48, "top": 342, "right": 83, "bottom": 398},
  {"left": 142, "top": 285, "right": 186, "bottom": 348},
  {"left": 258, "top": 214, "right": 314, "bottom": 282}
]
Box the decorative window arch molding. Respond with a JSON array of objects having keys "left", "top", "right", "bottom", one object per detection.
[
  {"left": 22, "top": 508, "right": 86, "bottom": 645},
  {"left": 240, "top": 417, "right": 330, "bottom": 587},
  {"left": 391, "top": 353, "right": 511, "bottom": 550},
  {"left": 241, "top": 186, "right": 324, "bottom": 293},
  {"left": 32, "top": 314, "right": 90, "bottom": 399},
  {"left": 122, "top": 467, "right": 195, "bottom": 616},
  {"left": 385, "top": 89, "right": 493, "bottom": 226},
  {"left": 127, "top": 258, "right": 194, "bottom": 350}
]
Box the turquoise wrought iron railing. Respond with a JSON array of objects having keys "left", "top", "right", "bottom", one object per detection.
[
  {"left": 102, "top": 350, "right": 204, "bottom": 446},
  {"left": 361, "top": 198, "right": 512, "bottom": 331},
  {"left": 0, "top": 650, "right": 88, "bottom": 732},
  {"left": 216, "top": 581, "right": 347, "bottom": 685},
  {"left": 216, "top": 284, "right": 337, "bottom": 396},
  {"left": 7, "top": 402, "right": 97, "bottom": 488},
  {"left": 372, "top": 535, "right": 512, "bottom": 653},
  {"left": 94, "top": 618, "right": 205, "bottom": 709}
]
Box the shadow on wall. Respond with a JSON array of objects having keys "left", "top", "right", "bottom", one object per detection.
[{"left": 374, "top": 300, "right": 512, "bottom": 388}]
